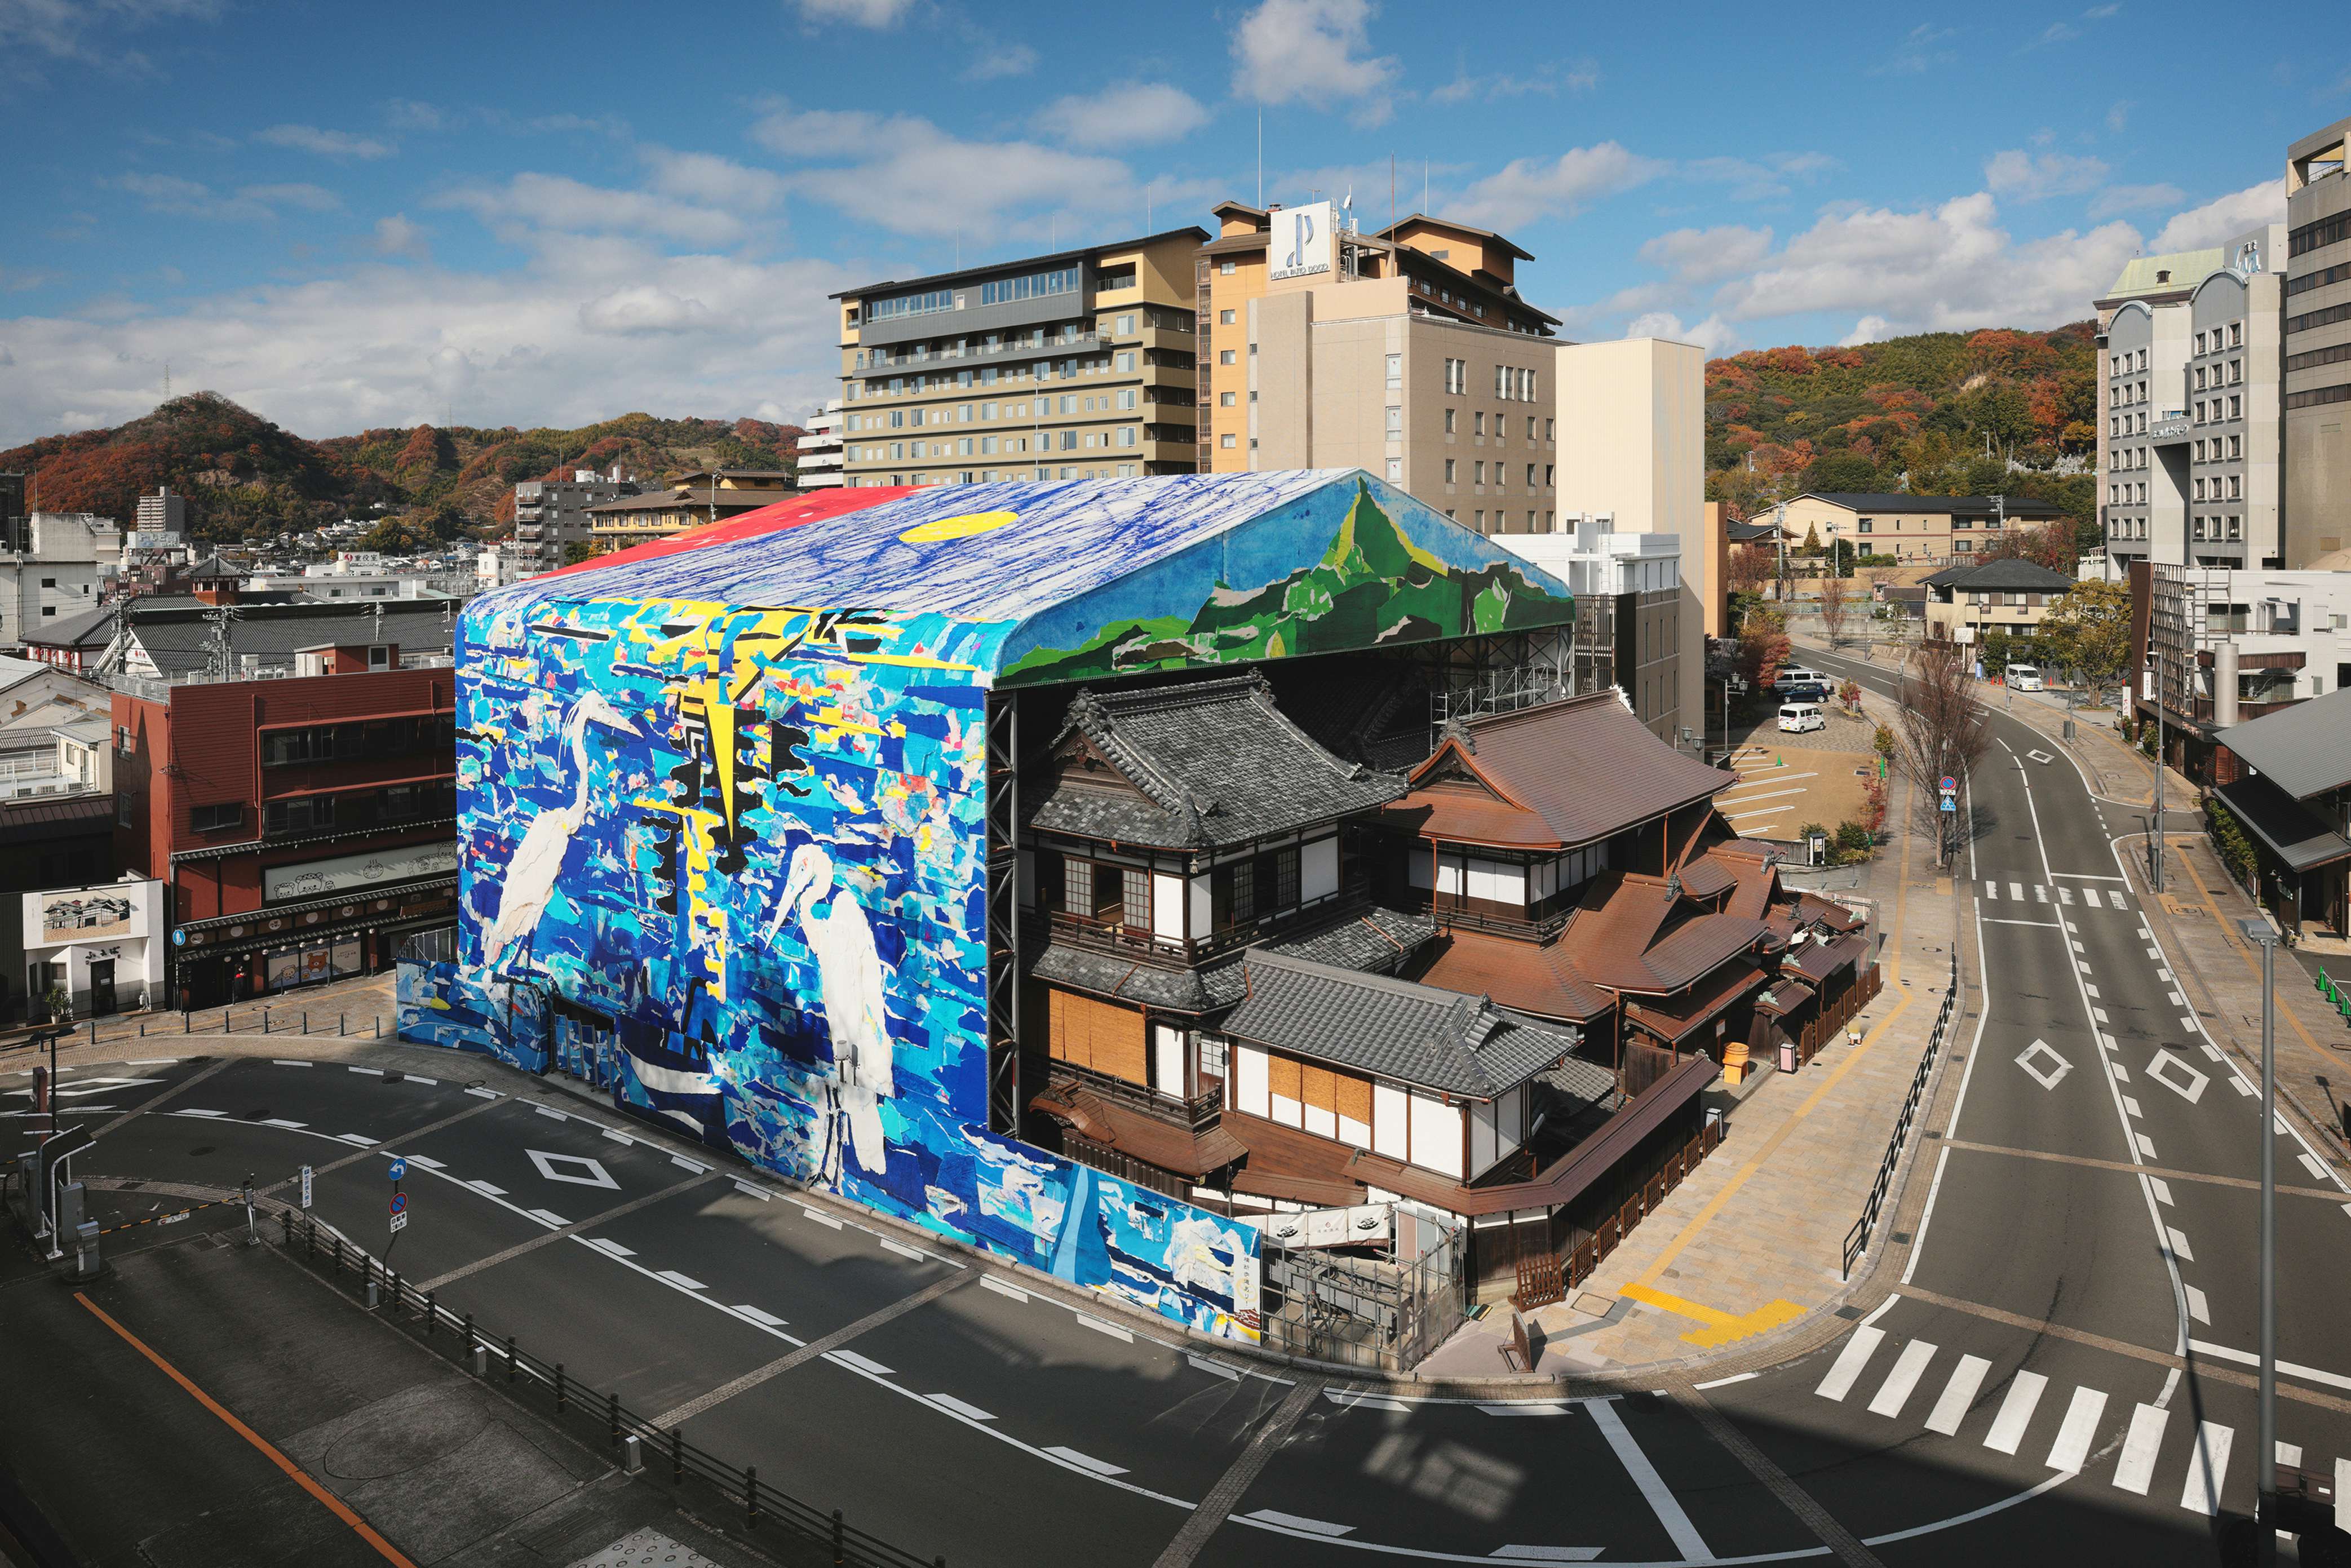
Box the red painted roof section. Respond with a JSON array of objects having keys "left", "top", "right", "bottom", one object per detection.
[{"left": 541, "top": 487, "right": 915, "bottom": 580}]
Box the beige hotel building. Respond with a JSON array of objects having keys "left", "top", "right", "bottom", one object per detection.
[{"left": 831, "top": 229, "right": 1207, "bottom": 487}]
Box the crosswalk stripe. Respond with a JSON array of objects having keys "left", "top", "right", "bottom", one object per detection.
[
  {"left": 1984, "top": 1371, "right": 2048, "bottom": 1454},
  {"left": 1867, "top": 1340, "right": 1937, "bottom": 1418},
  {"left": 2009, "top": 882, "right": 2024, "bottom": 900},
  {"left": 1816, "top": 1326, "right": 1884, "bottom": 1402},
  {"left": 2113, "top": 1403, "right": 2169, "bottom": 1494},
  {"left": 1923, "top": 1354, "right": 1990, "bottom": 1436},
  {"left": 2181, "top": 1420, "right": 2233, "bottom": 1514},
  {"left": 2059, "top": 887, "right": 2075, "bottom": 905},
  {"left": 2045, "top": 1386, "right": 2108, "bottom": 1472},
  {"left": 1984, "top": 881, "right": 1999, "bottom": 900},
  {"left": 2034, "top": 885, "right": 2048, "bottom": 902}
]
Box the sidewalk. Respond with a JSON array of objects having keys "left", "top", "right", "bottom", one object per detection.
[
  {"left": 0, "top": 970, "right": 397, "bottom": 1060},
  {"left": 1421, "top": 693, "right": 1958, "bottom": 1379}
]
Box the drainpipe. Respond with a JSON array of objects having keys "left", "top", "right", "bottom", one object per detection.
[{"left": 2212, "top": 641, "right": 2239, "bottom": 729}]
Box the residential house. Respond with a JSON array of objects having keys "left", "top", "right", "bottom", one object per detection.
[{"left": 1920, "top": 557, "right": 2078, "bottom": 645}]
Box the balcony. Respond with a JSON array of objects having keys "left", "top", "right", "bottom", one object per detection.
[
  {"left": 862, "top": 331, "right": 1108, "bottom": 379},
  {"left": 1042, "top": 1058, "right": 1225, "bottom": 1137},
  {"left": 1025, "top": 879, "right": 1368, "bottom": 967}
]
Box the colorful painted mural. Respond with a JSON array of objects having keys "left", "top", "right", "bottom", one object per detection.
[{"left": 400, "top": 471, "right": 1570, "bottom": 1340}]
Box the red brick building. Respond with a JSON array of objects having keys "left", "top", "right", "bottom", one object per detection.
[{"left": 112, "top": 640, "right": 459, "bottom": 1007}]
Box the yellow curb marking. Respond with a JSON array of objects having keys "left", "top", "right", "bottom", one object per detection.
[
  {"left": 1619, "top": 1282, "right": 1808, "bottom": 1346},
  {"left": 1619, "top": 769, "right": 1921, "bottom": 1310}
]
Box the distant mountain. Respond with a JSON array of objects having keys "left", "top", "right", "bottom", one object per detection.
[
  {"left": 0, "top": 394, "right": 806, "bottom": 546},
  {"left": 1704, "top": 324, "right": 2098, "bottom": 536}
]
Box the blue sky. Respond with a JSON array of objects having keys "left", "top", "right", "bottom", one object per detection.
[{"left": 0, "top": 0, "right": 2330, "bottom": 448}]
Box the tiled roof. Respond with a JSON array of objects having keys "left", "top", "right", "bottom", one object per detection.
[
  {"left": 1027, "top": 672, "right": 1408, "bottom": 850},
  {"left": 1676, "top": 856, "right": 1734, "bottom": 900},
  {"left": 1399, "top": 693, "right": 1735, "bottom": 850},
  {"left": 123, "top": 601, "right": 456, "bottom": 675},
  {"left": 1028, "top": 905, "right": 1434, "bottom": 1014},
  {"left": 1406, "top": 929, "right": 1614, "bottom": 1023},
  {"left": 1624, "top": 961, "right": 1764, "bottom": 1045},
  {"left": 1795, "top": 492, "right": 2069, "bottom": 519},
  {"left": 1921, "top": 559, "right": 2076, "bottom": 592},
  {"left": 1221, "top": 950, "right": 1577, "bottom": 1099},
  {"left": 1559, "top": 871, "right": 1768, "bottom": 995},
  {"left": 1026, "top": 1082, "right": 1247, "bottom": 1177}
]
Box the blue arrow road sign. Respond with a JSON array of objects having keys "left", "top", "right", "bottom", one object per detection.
[{"left": 387, "top": 1157, "right": 408, "bottom": 1182}]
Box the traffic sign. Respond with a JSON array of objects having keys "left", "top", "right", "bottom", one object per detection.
[
  {"left": 1940, "top": 796, "right": 1957, "bottom": 812},
  {"left": 389, "top": 1211, "right": 407, "bottom": 1234},
  {"left": 387, "top": 1157, "right": 407, "bottom": 1183},
  {"left": 1939, "top": 776, "right": 1956, "bottom": 792},
  {"left": 300, "top": 1165, "right": 313, "bottom": 1210},
  {"left": 389, "top": 1191, "right": 408, "bottom": 1216}
]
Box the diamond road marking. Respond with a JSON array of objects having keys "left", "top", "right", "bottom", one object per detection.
[
  {"left": 2027, "top": 749, "right": 2054, "bottom": 764},
  {"left": 2016, "top": 1039, "right": 2072, "bottom": 1089},
  {"left": 2146, "top": 1049, "right": 2210, "bottom": 1105},
  {"left": 525, "top": 1149, "right": 619, "bottom": 1189}
]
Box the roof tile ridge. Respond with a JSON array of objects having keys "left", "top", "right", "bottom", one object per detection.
[
  {"left": 1070, "top": 686, "right": 1205, "bottom": 821},
  {"left": 1246, "top": 676, "right": 1400, "bottom": 787}
]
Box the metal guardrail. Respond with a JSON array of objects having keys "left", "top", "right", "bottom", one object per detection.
[
  {"left": 1840, "top": 947, "right": 1961, "bottom": 1279},
  {"left": 278, "top": 1210, "right": 950, "bottom": 1568},
  {"left": 0, "top": 1004, "right": 388, "bottom": 1052}
]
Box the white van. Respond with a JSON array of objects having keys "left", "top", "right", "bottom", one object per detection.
[
  {"left": 1778, "top": 702, "right": 1826, "bottom": 734},
  {"left": 2005, "top": 663, "right": 2044, "bottom": 692},
  {"left": 1774, "top": 666, "right": 1828, "bottom": 693}
]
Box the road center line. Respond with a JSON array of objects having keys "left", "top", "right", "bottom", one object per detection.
[
  {"left": 1938, "top": 1136, "right": 2345, "bottom": 1202},
  {"left": 1149, "top": 1375, "right": 1325, "bottom": 1568},
  {"left": 413, "top": 1170, "right": 718, "bottom": 1291}
]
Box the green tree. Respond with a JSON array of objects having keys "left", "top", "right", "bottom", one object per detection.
[
  {"left": 1804, "top": 451, "right": 1880, "bottom": 493},
  {"left": 2038, "top": 579, "right": 2132, "bottom": 701}
]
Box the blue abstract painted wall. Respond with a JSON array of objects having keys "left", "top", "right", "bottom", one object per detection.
[{"left": 400, "top": 471, "right": 1575, "bottom": 1341}]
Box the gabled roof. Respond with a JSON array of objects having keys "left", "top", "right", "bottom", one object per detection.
[
  {"left": 1027, "top": 672, "right": 1407, "bottom": 850},
  {"left": 1792, "top": 492, "right": 2069, "bottom": 520},
  {"left": 1921, "top": 558, "right": 2075, "bottom": 592},
  {"left": 491, "top": 472, "right": 1577, "bottom": 691},
  {"left": 1396, "top": 693, "right": 1735, "bottom": 849},
  {"left": 2219, "top": 686, "right": 2351, "bottom": 800},
  {"left": 2215, "top": 774, "right": 2351, "bottom": 871},
  {"left": 1221, "top": 950, "right": 1577, "bottom": 1099},
  {"left": 1557, "top": 872, "right": 1768, "bottom": 995},
  {"left": 1376, "top": 212, "right": 1535, "bottom": 263},
  {"left": 1029, "top": 905, "right": 1434, "bottom": 1015}
]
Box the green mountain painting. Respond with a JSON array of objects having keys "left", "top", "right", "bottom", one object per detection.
[{"left": 1002, "top": 478, "right": 1574, "bottom": 686}]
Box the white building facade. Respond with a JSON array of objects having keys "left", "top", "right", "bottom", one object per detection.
[
  {"left": 0, "top": 512, "right": 122, "bottom": 653},
  {"left": 799, "top": 401, "right": 845, "bottom": 488}
]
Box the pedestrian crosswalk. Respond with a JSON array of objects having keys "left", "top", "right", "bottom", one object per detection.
[
  {"left": 1810, "top": 1328, "right": 2331, "bottom": 1515},
  {"left": 1980, "top": 880, "right": 2137, "bottom": 913}
]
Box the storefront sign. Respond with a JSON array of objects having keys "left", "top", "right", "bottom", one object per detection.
[
  {"left": 265, "top": 843, "right": 457, "bottom": 903},
  {"left": 1269, "top": 200, "right": 1334, "bottom": 281}
]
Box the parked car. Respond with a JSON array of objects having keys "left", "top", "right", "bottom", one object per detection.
[
  {"left": 1778, "top": 702, "right": 1826, "bottom": 734},
  {"left": 1773, "top": 666, "right": 1828, "bottom": 693},
  {"left": 2005, "top": 663, "right": 2044, "bottom": 692}
]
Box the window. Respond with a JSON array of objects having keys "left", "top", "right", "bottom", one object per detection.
[
  {"left": 1525, "top": 416, "right": 1537, "bottom": 440},
  {"left": 1219, "top": 260, "right": 1236, "bottom": 274},
  {"left": 1444, "top": 407, "right": 1457, "bottom": 434},
  {"left": 1384, "top": 405, "right": 1402, "bottom": 436},
  {"left": 1218, "top": 349, "right": 1236, "bottom": 365},
  {"left": 1857, "top": 519, "right": 1872, "bottom": 533},
  {"left": 1118, "top": 314, "right": 1135, "bottom": 334},
  {"left": 1473, "top": 412, "right": 1485, "bottom": 436},
  {"left": 1445, "top": 458, "right": 1457, "bottom": 484},
  {"left": 1219, "top": 391, "right": 1236, "bottom": 406},
  {"left": 1386, "top": 458, "right": 1402, "bottom": 481},
  {"left": 1219, "top": 309, "right": 1236, "bottom": 325},
  {"left": 1544, "top": 418, "right": 1555, "bottom": 441},
  {"left": 1385, "top": 353, "right": 1402, "bottom": 388},
  {"left": 1444, "top": 358, "right": 1466, "bottom": 394},
  {"left": 1526, "top": 464, "right": 1537, "bottom": 487},
  {"left": 191, "top": 803, "right": 241, "bottom": 833},
  {"left": 1220, "top": 432, "right": 1237, "bottom": 448},
  {"left": 1474, "top": 461, "right": 1485, "bottom": 484}
]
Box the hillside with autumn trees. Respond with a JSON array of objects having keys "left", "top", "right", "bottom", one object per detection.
[
  {"left": 0, "top": 393, "right": 805, "bottom": 547},
  {"left": 1704, "top": 324, "right": 2098, "bottom": 547}
]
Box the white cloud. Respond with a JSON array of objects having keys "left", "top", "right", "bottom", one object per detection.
[
  {"left": 1838, "top": 315, "right": 1896, "bottom": 347},
  {"left": 1985, "top": 148, "right": 2109, "bottom": 200},
  {"left": 369, "top": 214, "right": 430, "bottom": 260},
  {"left": 1038, "top": 82, "right": 1208, "bottom": 148},
  {"left": 750, "top": 101, "right": 1145, "bottom": 239},
  {"left": 0, "top": 0, "right": 217, "bottom": 76},
  {"left": 1427, "top": 57, "right": 1598, "bottom": 104},
  {"left": 791, "top": 0, "right": 917, "bottom": 24},
  {"left": 385, "top": 98, "right": 450, "bottom": 132},
  {"left": 255, "top": 123, "right": 395, "bottom": 160},
  {"left": 1874, "top": 23, "right": 1956, "bottom": 75},
  {"left": 2149, "top": 181, "right": 2285, "bottom": 251},
  {"left": 240, "top": 182, "right": 340, "bottom": 212},
  {"left": 1624, "top": 311, "right": 1738, "bottom": 355},
  {"left": 640, "top": 148, "right": 787, "bottom": 210},
  {"left": 435, "top": 173, "right": 749, "bottom": 246},
  {"left": 1637, "top": 224, "right": 1774, "bottom": 284},
  {"left": 110, "top": 172, "right": 272, "bottom": 222},
  {"left": 0, "top": 237, "right": 851, "bottom": 447},
  {"left": 1231, "top": 0, "right": 1398, "bottom": 107},
  {"left": 1710, "top": 192, "right": 2140, "bottom": 332},
  {"left": 1447, "top": 142, "right": 1664, "bottom": 231},
  {"left": 1685, "top": 152, "right": 1835, "bottom": 201},
  {"left": 2088, "top": 182, "right": 2184, "bottom": 218},
  {"left": 963, "top": 42, "right": 1036, "bottom": 79},
  {"left": 2105, "top": 99, "right": 2132, "bottom": 132}
]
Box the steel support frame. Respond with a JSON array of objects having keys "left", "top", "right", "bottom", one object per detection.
[{"left": 984, "top": 693, "right": 1022, "bottom": 1137}]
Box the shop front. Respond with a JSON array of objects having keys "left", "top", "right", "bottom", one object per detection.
[
  {"left": 171, "top": 876, "right": 459, "bottom": 1008},
  {"left": 20, "top": 879, "right": 167, "bottom": 1020}
]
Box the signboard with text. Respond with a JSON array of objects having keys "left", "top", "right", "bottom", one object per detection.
[{"left": 1269, "top": 201, "right": 1334, "bottom": 282}]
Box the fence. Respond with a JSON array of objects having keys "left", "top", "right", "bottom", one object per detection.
[
  {"left": 1540, "top": 1115, "right": 1725, "bottom": 1306},
  {"left": 0, "top": 1003, "right": 392, "bottom": 1056},
  {"left": 1259, "top": 1209, "right": 1464, "bottom": 1372},
  {"left": 276, "top": 1209, "right": 949, "bottom": 1568},
  {"left": 1840, "top": 947, "right": 1962, "bottom": 1279},
  {"left": 1798, "top": 963, "right": 1884, "bottom": 1066}
]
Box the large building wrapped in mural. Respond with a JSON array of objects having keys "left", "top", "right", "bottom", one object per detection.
[{"left": 402, "top": 471, "right": 1576, "bottom": 1339}]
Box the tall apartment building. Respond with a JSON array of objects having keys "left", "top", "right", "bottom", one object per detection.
[
  {"left": 799, "top": 400, "right": 845, "bottom": 488},
  {"left": 2286, "top": 120, "right": 2351, "bottom": 566},
  {"left": 512, "top": 465, "right": 639, "bottom": 570},
  {"left": 833, "top": 228, "right": 1206, "bottom": 487},
  {"left": 1199, "top": 203, "right": 1559, "bottom": 519},
  {"left": 134, "top": 486, "right": 186, "bottom": 541},
  {"left": 0, "top": 473, "right": 25, "bottom": 553},
  {"left": 2095, "top": 224, "right": 2284, "bottom": 571}
]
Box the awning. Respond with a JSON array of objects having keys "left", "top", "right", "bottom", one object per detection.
[
  {"left": 1752, "top": 978, "right": 1816, "bottom": 1018},
  {"left": 2216, "top": 776, "right": 2351, "bottom": 873}
]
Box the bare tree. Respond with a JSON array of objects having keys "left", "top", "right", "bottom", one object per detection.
[
  {"left": 1725, "top": 541, "right": 1776, "bottom": 598},
  {"left": 1818, "top": 572, "right": 1852, "bottom": 647},
  {"left": 1889, "top": 643, "right": 1991, "bottom": 866}
]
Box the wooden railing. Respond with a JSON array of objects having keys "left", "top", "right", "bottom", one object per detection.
[
  {"left": 1798, "top": 963, "right": 1883, "bottom": 1065},
  {"left": 1043, "top": 1058, "right": 1224, "bottom": 1133},
  {"left": 1512, "top": 1116, "right": 1726, "bottom": 1309}
]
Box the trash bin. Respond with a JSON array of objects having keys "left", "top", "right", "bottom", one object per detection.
[{"left": 1778, "top": 1040, "right": 1798, "bottom": 1073}]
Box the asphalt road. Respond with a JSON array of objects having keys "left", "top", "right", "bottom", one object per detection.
[{"left": 14, "top": 662, "right": 2349, "bottom": 1565}]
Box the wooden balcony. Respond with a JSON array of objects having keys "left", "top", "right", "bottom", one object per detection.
[{"left": 1024, "top": 879, "right": 1368, "bottom": 966}]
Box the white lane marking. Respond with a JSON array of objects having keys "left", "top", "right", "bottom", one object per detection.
[
  {"left": 2113, "top": 1403, "right": 2169, "bottom": 1494},
  {"left": 2146, "top": 1049, "right": 2210, "bottom": 1105},
  {"left": 526, "top": 1208, "right": 569, "bottom": 1228},
  {"left": 2053, "top": 872, "right": 2126, "bottom": 881},
  {"left": 2084, "top": 888, "right": 2107, "bottom": 909},
  {"left": 1721, "top": 805, "right": 1795, "bottom": 823},
  {"left": 1075, "top": 1313, "right": 1135, "bottom": 1344},
  {"left": 1924, "top": 1354, "right": 1991, "bottom": 1437},
  {"left": 2302, "top": 1153, "right": 2331, "bottom": 1182},
  {"left": 261, "top": 1118, "right": 307, "bottom": 1130},
  {"left": 799, "top": 1206, "right": 843, "bottom": 1229},
  {"left": 2122, "top": 1096, "right": 2142, "bottom": 1118},
  {"left": 1982, "top": 882, "right": 1999, "bottom": 900},
  {"left": 671, "top": 1155, "right": 707, "bottom": 1173},
  {"left": 174, "top": 1108, "right": 226, "bottom": 1118},
  {"left": 2015, "top": 1040, "right": 2071, "bottom": 1090},
  {"left": 1326, "top": 1390, "right": 1412, "bottom": 1413},
  {"left": 2071, "top": 941, "right": 2086, "bottom": 954},
  {"left": 656, "top": 1270, "right": 706, "bottom": 1291},
  {"left": 2232, "top": 1078, "right": 2256, "bottom": 1098},
  {"left": 1983, "top": 1371, "right": 2048, "bottom": 1455},
  {"left": 1693, "top": 1371, "right": 1757, "bottom": 1390},
  {"left": 405, "top": 1076, "right": 436, "bottom": 1086},
  {"left": 2111, "top": 1063, "right": 2130, "bottom": 1082},
  {"left": 1587, "top": 1399, "right": 1711, "bottom": 1561},
  {"left": 347, "top": 1066, "right": 383, "bottom": 1077},
  {"left": 2009, "top": 882, "right": 2025, "bottom": 901},
  {"left": 1238, "top": 1508, "right": 1354, "bottom": 1538},
  {"left": 1860, "top": 1295, "right": 1900, "bottom": 1328},
  {"left": 2166, "top": 1227, "right": 2195, "bottom": 1261},
  {"left": 402, "top": 1154, "right": 445, "bottom": 1170},
  {"left": 272, "top": 1059, "right": 313, "bottom": 1068},
  {"left": 2189, "top": 1340, "right": 2351, "bottom": 1393},
  {"left": 2149, "top": 1177, "right": 2172, "bottom": 1206},
  {"left": 1816, "top": 1326, "right": 1885, "bottom": 1402},
  {"left": 928, "top": 1393, "right": 996, "bottom": 1421},
  {"left": 878, "top": 1238, "right": 930, "bottom": 1263},
  {"left": 584, "top": 1238, "right": 634, "bottom": 1257},
  {"left": 2058, "top": 887, "right": 2075, "bottom": 905},
  {"left": 562, "top": 1237, "right": 804, "bottom": 1349},
  {"left": 2033, "top": 885, "right": 2048, "bottom": 902},
  {"left": 1985, "top": 918, "right": 2062, "bottom": 928},
  {"left": 1478, "top": 1403, "right": 1571, "bottom": 1417},
  {"left": 533, "top": 1105, "right": 566, "bottom": 1120},
  {"left": 827, "top": 1349, "right": 895, "bottom": 1377},
  {"left": 1867, "top": 1340, "right": 1938, "bottom": 1419},
  {"left": 334, "top": 1133, "right": 377, "bottom": 1147},
  {"left": 2150, "top": 948, "right": 2164, "bottom": 961},
  {"left": 1043, "top": 1445, "right": 1130, "bottom": 1478},
  {"left": 1719, "top": 785, "right": 1813, "bottom": 805},
  {"left": 734, "top": 1304, "right": 787, "bottom": 1328},
  {"left": 981, "top": 1277, "right": 1029, "bottom": 1303},
  {"left": 2181, "top": 1421, "right": 2233, "bottom": 1514},
  {"left": 2045, "top": 1386, "right": 2108, "bottom": 1473},
  {"left": 1186, "top": 1354, "right": 1238, "bottom": 1381},
  {"left": 733, "top": 1181, "right": 770, "bottom": 1201},
  {"left": 525, "top": 1149, "right": 618, "bottom": 1189},
  {"left": 469, "top": 1180, "right": 507, "bottom": 1197},
  {"left": 2202, "top": 1044, "right": 2225, "bottom": 1062},
  {"left": 1487, "top": 1548, "right": 1603, "bottom": 1562},
  {"left": 2184, "top": 1285, "right": 2210, "bottom": 1325},
  {"left": 2179, "top": 1016, "right": 2198, "bottom": 1031},
  {"left": 2137, "top": 1133, "right": 2159, "bottom": 1159},
  {"left": 466, "top": 1086, "right": 499, "bottom": 1100},
  {"left": 2084, "top": 984, "right": 2102, "bottom": 999},
  {"left": 2166, "top": 991, "right": 2186, "bottom": 1007},
  {"left": 601, "top": 1128, "right": 633, "bottom": 1145},
  {"left": 2092, "top": 1008, "right": 2110, "bottom": 1024}
]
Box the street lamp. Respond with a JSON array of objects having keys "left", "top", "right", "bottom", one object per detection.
[{"left": 2237, "top": 914, "right": 2280, "bottom": 1563}]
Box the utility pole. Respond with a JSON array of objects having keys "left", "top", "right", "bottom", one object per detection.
[{"left": 2239, "top": 915, "right": 2280, "bottom": 1565}]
